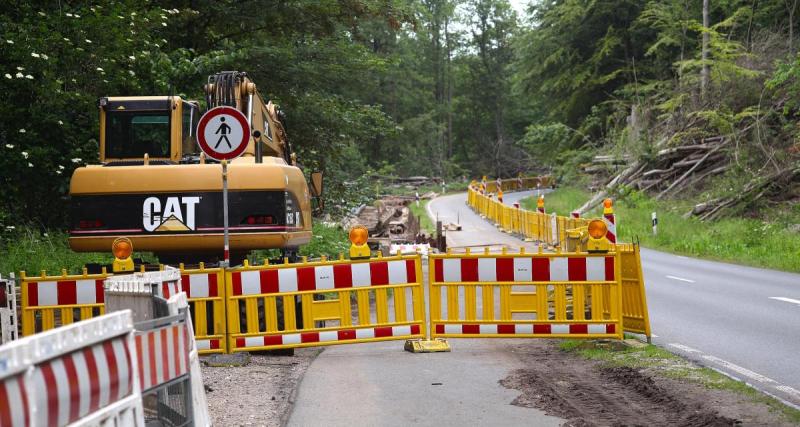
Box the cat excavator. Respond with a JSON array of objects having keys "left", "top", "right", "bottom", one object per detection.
[{"left": 69, "top": 71, "right": 322, "bottom": 265}]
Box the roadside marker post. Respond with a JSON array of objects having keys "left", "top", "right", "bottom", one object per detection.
[
  {"left": 196, "top": 106, "right": 251, "bottom": 266},
  {"left": 652, "top": 212, "right": 658, "bottom": 236}
]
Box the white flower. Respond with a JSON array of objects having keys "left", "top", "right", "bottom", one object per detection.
[
  {"left": 4, "top": 74, "right": 11, "bottom": 79},
  {"left": 128, "top": 70, "right": 136, "bottom": 76},
  {"left": 96, "top": 67, "right": 104, "bottom": 72},
  {"left": 161, "top": 22, "right": 167, "bottom": 27},
  {"left": 63, "top": 37, "right": 70, "bottom": 42},
  {"left": 5, "top": 40, "right": 13, "bottom": 44},
  {"left": 15, "top": 72, "right": 23, "bottom": 78},
  {"left": 74, "top": 14, "right": 80, "bottom": 18},
  {"left": 71, "top": 157, "right": 82, "bottom": 163},
  {"left": 37, "top": 12, "right": 46, "bottom": 16},
  {"left": 43, "top": 233, "right": 48, "bottom": 237},
  {"left": 118, "top": 15, "right": 124, "bottom": 19},
  {"left": 25, "top": 74, "right": 33, "bottom": 80},
  {"left": 58, "top": 165, "right": 65, "bottom": 170},
  {"left": 65, "top": 12, "right": 73, "bottom": 17},
  {"left": 5, "top": 144, "right": 14, "bottom": 149},
  {"left": 21, "top": 151, "right": 29, "bottom": 158},
  {"left": 58, "top": 120, "right": 63, "bottom": 125},
  {"left": 85, "top": 39, "right": 92, "bottom": 44},
  {"left": 56, "top": 170, "right": 62, "bottom": 175},
  {"left": 27, "top": 162, "right": 33, "bottom": 168},
  {"left": 130, "top": 11, "right": 137, "bottom": 16},
  {"left": 41, "top": 54, "right": 48, "bottom": 60},
  {"left": 31, "top": 52, "right": 40, "bottom": 58},
  {"left": 18, "top": 128, "right": 26, "bottom": 133},
  {"left": 128, "top": 55, "right": 135, "bottom": 60},
  {"left": 16, "top": 66, "right": 23, "bottom": 71},
  {"left": 5, "top": 226, "right": 15, "bottom": 230}
]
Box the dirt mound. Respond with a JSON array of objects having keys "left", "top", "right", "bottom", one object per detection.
[{"left": 500, "top": 346, "right": 740, "bottom": 426}]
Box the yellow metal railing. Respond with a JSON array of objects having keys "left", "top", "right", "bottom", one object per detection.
[
  {"left": 429, "top": 247, "right": 624, "bottom": 339},
  {"left": 224, "top": 254, "right": 426, "bottom": 352},
  {"left": 179, "top": 263, "right": 228, "bottom": 354}
]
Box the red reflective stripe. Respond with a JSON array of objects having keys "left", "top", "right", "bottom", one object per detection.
[
  {"left": 374, "top": 326, "right": 393, "bottom": 337},
  {"left": 210, "top": 339, "right": 220, "bottom": 350},
  {"left": 173, "top": 326, "right": 181, "bottom": 376},
  {"left": 19, "top": 378, "right": 28, "bottom": 426},
  {"left": 162, "top": 283, "right": 169, "bottom": 298},
  {"left": 62, "top": 354, "right": 81, "bottom": 423},
  {"left": 263, "top": 335, "right": 282, "bottom": 346},
  {"left": 231, "top": 272, "right": 242, "bottom": 296},
  {"left": 208, "top": 273, "right": 218, "bottom": 297},
  {"left": 297, "top": 267, "right": 316, "bottom": 291},
  {"left": 122, "top": 338, "right": 132, "bottom": 396},
  {"left": 435, "top": 324, "right": 444, "bottom": 334},
  {"left": 102, "top": 341, "right": 120, "bottom": 402},
  {"left": 181, "top": 275, "right": 191, "bottom": 298},
  {"left": 83, "top": 347, "right": 100, "bottom": 411},
  {"left": 260, "top": 269, "right": 279, "bottom": 294},
  {"left": 410, "top": 324, "right": 421, "bottom": 335},
  {"left": 605, "top": 257, "right": 615, "bottom": 281},
  {"left": 136, "top": 335, "right": 145, "bottom": 390},
  {"left": 235, "top": 338, "right": 245, "bottom": 348},
  {"left": 160, "top": 328, "right": 169, "bottom": 383},
  {"left": 434, "top": 259, "right": 443, "bottom": 283},
  {"left": 406, "top": 260, "right": 417, "bottom": 283},
  {"left": 567, "top": 258, "right": 587, "bottom": 281},
  {"left": 147, "top": 332, "right": 157, "bottom": 387},
  {"left": 498, "top": 324, "right": 516, "bottom": 334},
  {"left": 338, "top": 330, "right": 356, "bottom": 340},
  {"left": 95, "top": 279, "right": 105, "bottom": 303},
  {"left": 369, "top": 262, "right": 389, "bottom": 286},
  {"left": 533, "top": 324, "right": 551, "bottom": 334},
  {"left": 57, "top": 280, "right": 77, "bottom": 305},
  {"left": 496, "top": 258, "right": 514, "bottom": 281},
  {"left": 28, "top": 282, "right": 38, "bottom": 306},
  {"left": 301, "top": 332, "right": 320, "bottom": 343},
  {"left": 532, "top": 258, "right": 550, "bottom": 281},
  {"left": 333, "top": 264, "right": 353, "bottom": 288},
  {"left": 41, "top": 362, "right": 60, "bottom": 423},
  {"left": 460, "top": 258, "right": 478, "bottom": 282},
  {"left": 462, "top": 324, "right": 480, "bottom": 334},
  {"left": 0, "top": 378, "right": 12, "bottom": 426},
  {"left": 606, "top": 324, "right": 616, "bottom": 334},
  {"left": 569, "top": 324, "right": 588, "bottom": 334}
]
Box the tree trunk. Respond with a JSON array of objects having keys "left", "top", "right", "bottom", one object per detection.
[{"left": 701, "top": 0, "right": 710, "bottom": 95}]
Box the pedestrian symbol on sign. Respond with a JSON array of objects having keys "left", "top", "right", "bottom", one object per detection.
[{"left": 215, "top": 117, "right": 232, "bottom": 149}]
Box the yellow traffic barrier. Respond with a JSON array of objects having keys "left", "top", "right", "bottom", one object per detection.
[
  {"left": 429, "top": 247, "right": 624, "bottom": 340},
  {"left": 617, "top": 244, "right": 652, "bottom": 341},
  {"left": 224, "top": 253, "right": 426, "bottom": 352},
  {"left": 180, "top": 263, "right": 228, "bottom": 354},
  {"left": 20, "top": 269, "right": 110, "bottom": 335}
]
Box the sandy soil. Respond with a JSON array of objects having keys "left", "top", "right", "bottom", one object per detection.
[
  {"left": 201, "top": 348, "right": 320, "bottom": 426},
  {"left": 501, "top": 341, "right": 795, "bottom": 427}
]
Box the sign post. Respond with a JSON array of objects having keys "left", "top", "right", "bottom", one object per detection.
[{"left": 196, "top": 106, "right": 251, "bottom": 266}]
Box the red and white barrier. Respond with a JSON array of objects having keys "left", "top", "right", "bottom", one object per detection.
[
  {"left": 433, "top": 255, "right": 615, "bottom": 283},
  {"left": 233, "top": 324, "right": 422, "bottom": 349},
  {"left": 0, "top": 373, "right": 28, "bottom": 426},
  {"left": 434, "top": 323, "right": 616, "bottom": 335},
  {"left": 135, "top": 323, "right": 190, "bottom": 392},
  {"left": 180, "top": 272, "right": 220, "bottom": 298},
  {"left": 25, "top": 278, "right": 105, "bottom": 306},
  {"left": 604, "top": 212, "right": 617, "bottom": 243},
  {"left": 230, "top": 259, "right": 418, "bottom": 296}
]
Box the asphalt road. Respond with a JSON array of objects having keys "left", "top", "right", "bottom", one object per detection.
[{"left": 480, "top": 190, "right": 800, "bottom": 407}]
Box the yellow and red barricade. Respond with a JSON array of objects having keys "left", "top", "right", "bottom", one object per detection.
[
  {"left": 180, "top": 264, "right": 227, "bottom": 354},
  {"left": 20, "top": 269, "right": 110, "bottom": 335},
  {"left": 225, "top": 254, "right": 426, "bottom": 352},
  {"left": 617, "top": 243, "right": 651, "bottom": 340},
  {"left": 429, "top": 248, "right": 624, "bottom": 340}
]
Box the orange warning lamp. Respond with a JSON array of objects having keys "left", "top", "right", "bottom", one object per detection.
[
  {"left": 111, "top": 237, "right": 134, "bottom": 273},
  {"left": 349, "top": 225, "right": 371, "bottom": 259},
  {"left": 603, "top": 198, "right": 614, "bottom": 215},
  {"left": 537, "top": 195, "right": 545, "bottom": 210},
  {"left": 586, "top": 219, "right": 610, "bottom": 253}
]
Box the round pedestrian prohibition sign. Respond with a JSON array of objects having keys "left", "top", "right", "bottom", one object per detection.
[{"left": 196, "top": 106, "right": 251, "bottom": 161}]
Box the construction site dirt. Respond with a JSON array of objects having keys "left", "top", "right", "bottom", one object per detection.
[{"left": 500, "top": 341, "right": 794, "bottom": 427}]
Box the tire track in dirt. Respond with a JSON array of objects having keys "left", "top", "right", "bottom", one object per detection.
[{"left": 500, "top": 343, "right": 739, "bottom": 426}]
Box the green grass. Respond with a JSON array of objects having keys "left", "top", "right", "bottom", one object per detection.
[
  {"left": 521, "top": 187, "right": 800, "bottom": 272},
  {"left": 408, "top": 200, "right": 434, "bottom": 234},
  {"left": 0, "top": 227, "right": 156, "bottom": 276},
  {"left": 559, "top": 339, "right": 800, "bottom": 423}
]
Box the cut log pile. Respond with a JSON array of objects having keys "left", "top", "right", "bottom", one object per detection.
[{"left": 341, "top": 196, "right": 421, "bottom": 242}]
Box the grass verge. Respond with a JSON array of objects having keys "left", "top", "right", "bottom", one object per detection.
[
  {"left": 521, "top": 186, "right": 800, "bottom": 272},
  {"left": 559, "top": 339, "right": 800, "bottom": 423},
  {"left": 408, "top": 200, "right": 434, "bottom": 235}
]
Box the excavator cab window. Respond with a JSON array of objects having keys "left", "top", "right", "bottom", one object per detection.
[
  {"left": 106, "top": 111, "right": 171, "bottom": 159},
  {"left": 181, "top": 101, "right": 200, "bottom": 156}
]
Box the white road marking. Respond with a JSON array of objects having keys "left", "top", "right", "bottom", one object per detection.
[
  {"left": 666, "top": 275, "right": 695, "bottom": 283},
  {"left": 776, "top": 386, "right": 800, "bottom": 399},
  {"left": 769, "top": 297, "right": 800, "bottom": 306},
  {"left": 676, "top": 255, "right": 689, "bottom": 259},
  {"left": 668, "top": 343, "right": 702, "bottom": 353},
  {"left": 701, "top": 355, "right": 777, "bottom": 383}
]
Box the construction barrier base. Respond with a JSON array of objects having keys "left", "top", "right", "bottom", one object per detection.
[{"left": 404, "top": 338, "right": 451, "bottom": 353}]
